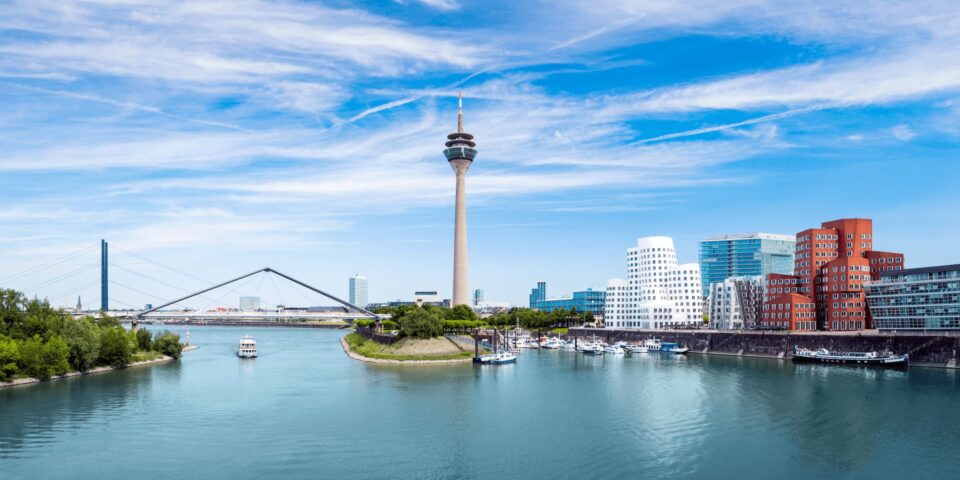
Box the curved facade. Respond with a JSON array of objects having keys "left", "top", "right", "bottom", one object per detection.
[{"left": 606, "top": 236, "right": 703, "bottom": 329}]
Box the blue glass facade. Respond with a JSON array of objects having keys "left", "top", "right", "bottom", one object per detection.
[
  {"left": 699, "top": 234, "right": 795, "bottom": 297},
  {"left": 529, "top": 282, "right": 605, "bottom": 315},
  {"left": 866, "top": 264, "right": 960, "bottom": 330}
]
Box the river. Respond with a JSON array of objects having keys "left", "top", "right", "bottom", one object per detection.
[{"left": 2, "top": 326, "right": 958, "bottom": 479}]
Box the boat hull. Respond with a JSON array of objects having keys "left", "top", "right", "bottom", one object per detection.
[{"left": 791, "top": 354, "right": 908, "bottom": 367}]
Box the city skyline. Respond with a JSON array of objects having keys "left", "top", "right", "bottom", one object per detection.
[{"left": 3, "top": 1, "right": 960, "bottom": 307}]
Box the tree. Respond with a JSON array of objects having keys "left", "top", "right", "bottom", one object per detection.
[
  {"left": 450, "top": 304, "right": 479, "bottom": 322},
  {"left": 18, "top": 334, "right": 69, "bottom": 380},
  {"left": 0, "top": 289, "right": 27, "bottom": 336},
  {"left": 398, "top": 308, "right": 445, "bottom": 339},
  {"left": 135, "top": 328, "right": 152, "bottom": 351},
  {"left": 0, "top": 335, "right": 20, "bottom": 381},
  {"left": 152, "top": 331, "right": 183, "bottom": 359},
  {"left": 62, "top": 317, "right": 101, "bottom": 372},
  {"left": 98, "top": 327, "right": 132, "bottom": 368}
]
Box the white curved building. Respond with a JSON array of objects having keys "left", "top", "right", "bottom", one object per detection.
[{"left": 605, "top": 236, "right": 703, "bottom": 329}]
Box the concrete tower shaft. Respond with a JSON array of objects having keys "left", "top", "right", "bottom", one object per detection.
[{"left": 443, "top": 92, "right": 476, "bottom": 307}]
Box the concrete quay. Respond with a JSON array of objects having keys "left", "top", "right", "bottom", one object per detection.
[{"left": 568, "top": 328, "right": 960, "bottom": 369}]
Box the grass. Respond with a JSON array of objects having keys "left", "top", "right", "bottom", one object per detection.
[
  {"left": 345, "top": 333, "right": 476, "bottom": 362},
  {"left": 132, "top": 351, "right": 165, "bottom": 362},
  {"left": 548, "top": 327, "right": 569, "bottom": 335}
]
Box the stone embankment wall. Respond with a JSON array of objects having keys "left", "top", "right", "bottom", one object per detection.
[{"left": 568, "top": 328, "right": 960, "bottom": 368}]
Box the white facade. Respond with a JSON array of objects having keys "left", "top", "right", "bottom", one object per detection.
[
  {"left": 348, "top": 274, "right": 368, "bottom": 308},
  {"left": 605, "top": 236, "right": 703, "bottom": 329},
  {"left": 706, "top": 275, "right": 765, "bottom": 330}
]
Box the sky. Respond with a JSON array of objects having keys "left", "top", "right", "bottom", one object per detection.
[{"left": 2, "top": 0, "right": 960, "bottom": 309}]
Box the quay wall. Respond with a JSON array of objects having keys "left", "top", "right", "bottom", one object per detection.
[{"left": 568, "top": 328, "right": 960, "bottom": 368}]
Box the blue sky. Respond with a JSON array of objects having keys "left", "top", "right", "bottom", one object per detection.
[{"left": 2, "top": 0, "right": 960, "bottom": 309}]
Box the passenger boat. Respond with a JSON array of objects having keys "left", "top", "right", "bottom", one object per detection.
[
  {"left": 628, "top": 344, "right": 649, "bottom": 354},
  {"left": 791, "top": 346, "right": 908, "bottom": 367},
  {"left": 237, "top": 335, "right": 257, "bottom": 358}
]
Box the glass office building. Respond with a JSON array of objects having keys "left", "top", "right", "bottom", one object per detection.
[
  {"left": 529, "top": 282, "right": 605, "bottom": 315},
  {"left": 348, "top": 274, "right": 368, "bottom": 308},
  {"left": 866, "top": 264, "right": 960, "bottom": 330},
  {"left": 699, "top": 233, "right": 795, "bottom": 297}
]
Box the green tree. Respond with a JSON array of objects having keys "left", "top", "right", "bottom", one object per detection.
[
  {"left": 62, "top": 317, "right": 101, "bottom": 372},
  {"left": 98, "top": 327, "right": 132, "bottom": 368},
  {"left": 152, "top": 331, "right": 183, "bottom": 359},
  {"left": 398, "top": 308, "right": 445, "bottom": 339},
  {"left": 0, "top": 289, "right": 27, "bottom": 336},
  {"left": 19, "top": 335, "right": 69, "bottom": 380},
  {"left": 0, "top": 335, "right": 20, "bottom": 381},
  {"left": 450, "top": 304, "right": 479, "bottom": 322},
  {"left": 135, "top": 328, "right": 153, "bottom": 351}
]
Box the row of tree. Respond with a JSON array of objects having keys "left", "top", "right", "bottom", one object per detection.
[
  {"left": 364, "top": 305, "right": 596, "bottom": 339},
  {"left": 0, "top": 289, "right": 183, "bottom": 382}
]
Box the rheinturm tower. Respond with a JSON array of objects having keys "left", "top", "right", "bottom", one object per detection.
[{"left": 444, "top": 92, "right": 477, "bottom": 306}]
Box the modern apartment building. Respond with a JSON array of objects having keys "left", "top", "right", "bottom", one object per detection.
[
  {"left": 348, "top": 274, "right": 368, "bottom": 308},
  {"left": 699, "top": 233, "right": 795, "bottom": 297},
  {"left": 605, "top": 236, "right": 703, "bottom": 329},
  {"left": 707, "top": 275, "right": 765, "bottom": 330},
  {"left": 528, "top": 282, "right": 606, "bottom": 315},
  {"left": 866, "top": 264, "right": 960, "bottom": 331},
  {"left": 760, "top": 218, "right": 904, "bottom": 331}
]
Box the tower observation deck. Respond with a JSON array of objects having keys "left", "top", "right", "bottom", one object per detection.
[{"left": 445, "top": 92, "right": 476, "bottom": 307}]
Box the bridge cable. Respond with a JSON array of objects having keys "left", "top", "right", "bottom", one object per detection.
[
  {"left": 109, "top": 280, "right": 192, "bottom": 310},
  {"left": 194, "top": 273, "right": 258, "bottom": 314},
  {"left": 47, "top": 279, "right": 101, "bottom": 305},
  {"left": 110, "top": 263, "right": 224, "bottom": 306},
  {"left": 21, "top": 263, "right": 100, "bottom": 294},
  {"left": 0, "top": 244, "right": 98, "bottom": 284},
  {"left": 109, "top": 245, "right": 212, "bottom": 285}
]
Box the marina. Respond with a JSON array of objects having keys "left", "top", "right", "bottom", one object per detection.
[{"left": 2, "top": 326, "right": 958, "bottom": 480}]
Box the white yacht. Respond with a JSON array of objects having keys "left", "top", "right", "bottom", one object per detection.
[
  {"left": 604, "top": 345, "right": 626, "bottom": 355},
  {"left": 629, "top": 344, "right": 649, "bottom": 354},
  {"left": 237, "top": 335, "right": 257, "bottom": 358}
]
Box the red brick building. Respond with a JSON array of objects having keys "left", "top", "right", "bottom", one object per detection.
[{"left": 759, "top": 218, "right": 904, "bottom": 331}]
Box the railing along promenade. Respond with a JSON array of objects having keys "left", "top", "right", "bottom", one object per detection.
[{"left": 569, "top": 327, "right": 960, "bottom": 368}]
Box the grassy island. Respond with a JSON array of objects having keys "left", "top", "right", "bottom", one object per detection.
[
  {"left": 1, "top": 288, "right": 184, "bottom": 384},
  {"left": 344, "top": 333, "right": 475, "bottom": 362}
]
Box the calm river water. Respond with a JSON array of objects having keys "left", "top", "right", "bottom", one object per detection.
[{"left": 2, "top": 326, "right": 959, "bottom": 479}]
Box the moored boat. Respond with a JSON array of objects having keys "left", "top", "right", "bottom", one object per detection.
[
  {"left": 791, "top": 346, "right": 908, "bottom": 367},
  {"left": 474, "top": 351, "right": 517, "bottom": 364}
]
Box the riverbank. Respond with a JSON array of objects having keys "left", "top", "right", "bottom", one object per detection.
[
  {"left": 124, "top": 320, "right": 349, "bottom": 329},
  {"left": 340, "top": 334, "right": 475, "bottom": 364},
  {"left": 569, "top": 328, "right": 960, "bottom": 369},
  {"left": 0, "top": 344, "right": 199, "bottom": 389}
]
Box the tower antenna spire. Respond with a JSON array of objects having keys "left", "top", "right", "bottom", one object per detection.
[{"left": 457, "top": 91, "right": 463, "bottom": 133}]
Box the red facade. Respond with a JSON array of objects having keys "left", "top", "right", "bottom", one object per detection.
[{"left": 762, "top": 218, "right": 904, "bottom": 331}]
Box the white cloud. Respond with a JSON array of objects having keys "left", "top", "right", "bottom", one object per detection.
[{"left": 890, "top": 124, "right": 916, "bottom": 141}]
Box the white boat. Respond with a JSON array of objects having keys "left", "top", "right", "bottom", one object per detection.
[
  {"left": 792, "top": 346, "right": 908, "bottom": 367},
  {"left": 237, "top": 335, "right": 257, "bottom": 358},
  {"left": 629, "top": 344, "right": 649, "bottom": 354},
  {"left": 643, "top": 338, "right": 663, "bottom": 351},
  {"left": 604, "top": 345, "right": 626, "bottom": 355},
  {"left": 475, "top": 351, "right": 517, "bottom": 364},
  {"left": 542, "top": 337, "right": 562, "bottom": 349}
]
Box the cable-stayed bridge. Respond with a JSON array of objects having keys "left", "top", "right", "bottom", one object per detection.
[{"left": 0, "top": 240, "right": 376, "bottom": 324}]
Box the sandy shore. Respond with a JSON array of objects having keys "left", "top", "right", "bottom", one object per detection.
[{"left": 0, "top": 344, "right": 199, "bottom": 389}]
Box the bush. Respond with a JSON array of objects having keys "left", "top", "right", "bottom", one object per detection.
[
  {"left": 398, "top": 308, "right": 445, "bottom": 339},
  {"left": 450, "top": 304, "right": 479, "bottom": 322},
  {"left": 98, "top": 327, "right": 132, "bottom": 368},
  {"left": 0, "top": 335, "right": 20, "bottom": 381},
  {"left": 135, "top": 328, "right": 153, "bottom": 351},
  {"left": 152, "top": 331, "right": 183, "bottom": 359},
  {"left": 19, "top": 335, "right": 69, "bottom": 380},
  {"left": 62, "top": 317, "right": 101, "bottom": 372}
]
